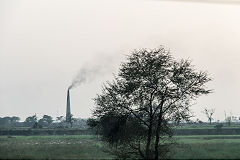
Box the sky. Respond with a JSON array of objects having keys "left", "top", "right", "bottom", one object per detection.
[{"left": 1, "top": 0, "right": 240, "bottom": 122}]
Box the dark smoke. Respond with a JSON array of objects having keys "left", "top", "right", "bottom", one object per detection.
[
  {"left": 68, "top": 52, "right": 123, "bottom": 90},
  {"left": 68, "top": 66, "right": 102, "bottom": 90},
  {"left": 68, "top": 62, "right": 116, "bottom": 90}
]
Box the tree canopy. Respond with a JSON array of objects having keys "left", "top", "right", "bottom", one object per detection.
[
  {"left": 24, "top": 115, "right": 37, "bottom": 125},
  {"left": 92, "top": 47, "right": 212, "bottom": 159},
  {"left": 38, "top": 115, "right": 53, "bottom": 127}
]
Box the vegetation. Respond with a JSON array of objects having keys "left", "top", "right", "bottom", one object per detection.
[
  {"left": 171, "top": 135, "right": 240, "bottom": 159},
  {"left": 24, "top": 115, "right": 38, "bottom": 127},
  {"left": 91, "top": 47, "right": 211, "bottom": 159},
  {"left": 0, "top": 115, "right": 89, "bottom": 129},
  {"left": 1, "top": 135, "right": 240, "bottom": 159},
  {"left": 38, "top": 115, "right": 54, "bottom": 127},
  {"left": 203, "top": 108, "right": 215, "bottom": 124},
  {"left": 0, "top": 116, "right": 20, "bottom": 127},
  {"left": 0, "top": 135, "right": 113, "bottom": 159},
  {"left": 3, "top": 47, "right": 240, "bottom": 159}
]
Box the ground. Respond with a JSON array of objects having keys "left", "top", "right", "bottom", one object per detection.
[
  {"left": 1, "top": 134, "right": 240, "bottom": 159},
  {"left": 0, "top": 135, "right": 113, "bottom": 159},
  {"left": 172, "top": 135, "right": 240, "bottom": 159}
]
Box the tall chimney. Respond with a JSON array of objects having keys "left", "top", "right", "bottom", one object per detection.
[{"left": 66, "top": 89, "right": 71, "bottom": 123}]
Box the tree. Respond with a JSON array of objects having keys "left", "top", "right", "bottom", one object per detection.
[
  {"left": 87, "top": 118, "right": 101, "bottom": 138},
  {"left": 93, "top": 47, "right": 212, "bottom": 159},
  {"left": 0, "top": 116, "right": 20, "bottom": 126},
  {"left": 24, "top": 115, "right": 37, "bottom": 127},
  {"left": 10, "top": 116, "right": 20, "bottom": 123},
  {"left": 54, "top": 116, "right": 65, "bottom": 128},
  {"left": 73, "top": 118, "right": 88, "bottom": 129},
  {"left": 68, "top": 114, "right": 74, "bottom": 127},
  {"left": 203, "top": 108, "right": 215, "bottom": 124},
  {"left": 226, "top": 116, "right": 232, "bottom": 126},
  {"left": 38, "top": 115, "right": 53, "bottom": 127},
  {"left": 224, "top": 111, "right": 232, "bottom": 126},
  {"left": 0, "top": 117, "right": 11, "bottom": 126},
  {"left": 56, "top": 116, "right": 65, "bottom": 123}
]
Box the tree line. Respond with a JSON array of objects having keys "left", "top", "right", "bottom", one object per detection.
[{"left": 0, "top": 115, "right": 88, "bottom": 129}]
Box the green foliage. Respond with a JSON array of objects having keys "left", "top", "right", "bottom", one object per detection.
[
  {"left": 214, "top": 123, "right": 223, "bottom": 130},
  {"left": 0, "top": 115, "right": 89, "bottom": 129},
  {"left": 24, "top": 115, "right": 37, "bottom": 125},
  {"left": 0, "top": 116, "right": 20, "bottom": 127},
  {"left": 226, "top": 116, "right": 232, "bottom": 126},
  {"left": 38, "top": 115, "right": 53, "bottom": 127},
  {"left": 87, "top": 118, "right": 99, "bottom": 128},
  {"left": 93, "top": 47, "right": 212, "bottom": 159},
  {"left": 10, "top": 116, "right": 20, "bottom": 123}
]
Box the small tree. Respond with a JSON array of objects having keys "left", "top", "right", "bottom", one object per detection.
[
  {"left": 224, "top": 111, "right": 232, "bottom": 126},
  {"left": 203, "top": 108, "right": 215, "bottom": 124},
  {"left": 10, "top": 116, "right": 20, "bottom": 123},
  {"left": 24, "top": 115, "right": 38, "bottom": 127},
  {"left": 0, "top": 117, "right": 12, "bottom": 126},
  {"left": 69, "top": 114, "right": 74, "bottom": 127},
  {"left": 56, "top": 116, "right": 65, "bottom": 123},
  {"left": 93, "top": 47, "right": 212, "bottom": 159},
  {"left": 38, "top": 115, "right": 53, "bottom": 127},
  {"left": 226, "top": 116, "right": 232, "bottom": 126},
  {"left": 87, "top": 118, "right": 100, "bottom": 138}
]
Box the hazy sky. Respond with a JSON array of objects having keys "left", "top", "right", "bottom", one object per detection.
[{"left": 1, "top": 0, "right": 240, "bottom": 122}]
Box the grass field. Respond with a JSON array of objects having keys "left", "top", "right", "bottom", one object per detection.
[
  {"left": 171, "top": 135, "right": 240, "bottom": 159},
  {"left": 0, "top": 135, "right": 113, "bottom": 159},
  {"left": 174, "top": 123, "right": 240, "bottom": 129},
  {"left": 1, "top": 135, "right": 240, "bottom": 159}
]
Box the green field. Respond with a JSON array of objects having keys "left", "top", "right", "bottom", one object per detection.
[
  {"left": 1, "top": 135, "right": 240, "bottom": 159},
  {"left": 0, "top": 135, "right": 113, "bottom": 159},
  {"left": 171, "top": 135, "right": 240, "bottom": 159},
  {"left": 174, "top": 123, "right": 240, "bottom": 129}
]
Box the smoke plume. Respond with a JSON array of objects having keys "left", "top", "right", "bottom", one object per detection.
[
  {"left": 68, "top": 66, "right": 102, "bottom": 90},
  {"left": 68, "top": 52, "right": 123, "bottom": 90}
]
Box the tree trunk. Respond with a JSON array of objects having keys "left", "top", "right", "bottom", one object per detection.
[
  {"left": 146, "top": 100, "right": 154, "bottom": 159},
  {"left": 154, "top": 102, "right": 164, "bottom": 160},
  {"left": 145, "top": 118, "right": 153, "bottom": 159},
  {"left": 154, "top": 113, "right": 162, "bottom": 160}
]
